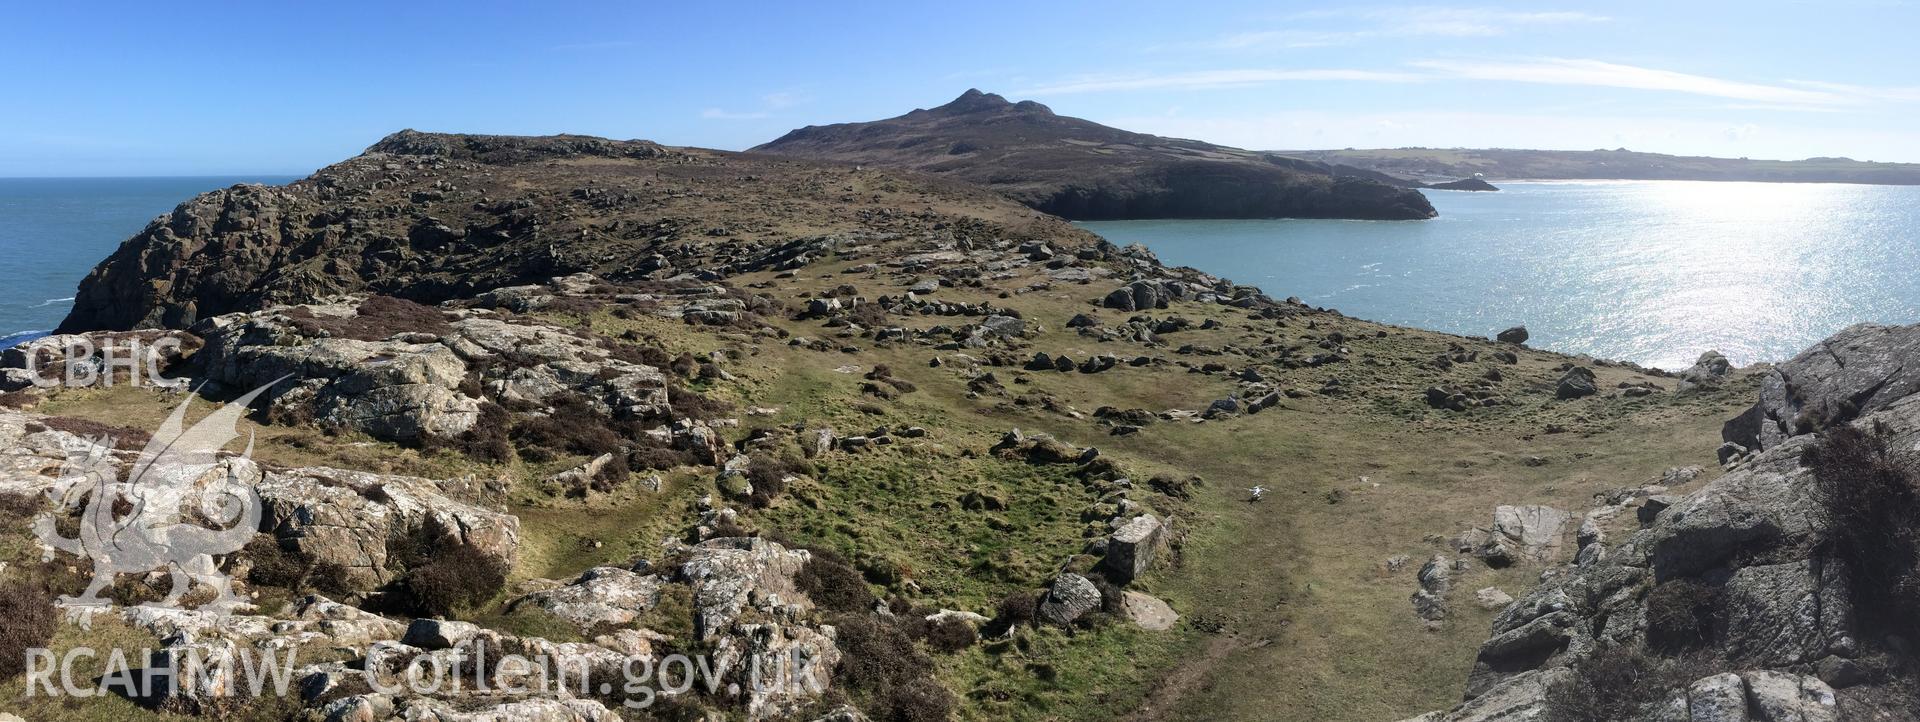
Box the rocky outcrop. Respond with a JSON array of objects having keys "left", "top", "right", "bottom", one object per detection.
[
  {"left": 1429, "top": 178, "right": 1500, "bottom": 192},
  {"left": 510, "top": 565, "right": 663, "bottom": 631},
  {"left": 191, "top": 293, "right": 669, "bottom": 443},
  {"left": 753, "top": 89, "right": 1436, "bottom": 222},
  {"left": 1722, "top": 322, "right": 1920, "bottom": 452},
  {"left": 0, "top": 329, "right": 198, "bottom": 391},
  {"left": 257, "top": 465, "right": 520, "bottom": 594},
  {"left": 0, "top": 408, "right": 518, "bottom": 596},
  {"left": 1407, "top": 323, "right": 1920, "bottom": 721}
]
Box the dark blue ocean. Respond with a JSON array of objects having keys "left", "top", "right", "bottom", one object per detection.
[{"left": 0, "top": 176, "right": 297, "bottom": 346}]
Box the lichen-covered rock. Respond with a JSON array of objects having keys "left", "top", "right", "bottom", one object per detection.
[
  {"left": 678, "top": 537, "right": 814, "bottom": 640},
  {"left": 1468, "top": 505, "right": 1572, "bottom": 567},
  {"left": 1038, "top": 573, "right": 1102, "bottom": 626},
  {"left": 192, "top": 295, "right": 669, "bottom": 443},
  {"left": 256, "top": 466, "right": 520, "bottom": 594},
  {"left": 0, "top": 407, "right": 518, "bottom": 597},
  {"left": 1102, "top": 514, "right": 1164, "bottom": 583},
  {"left": 511, "top": 566, "right": 663, "bottom": 631},
  {"left": 1723, "top": 322, "right": 1920, "bottom": 452}
]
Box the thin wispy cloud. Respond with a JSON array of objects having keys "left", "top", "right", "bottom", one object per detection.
[
  {"left": 761, "top": 91, "right": 805, "bottom": 109},
  {"left": 700, "top": 108, "right": 769, "bottom": 120},
  {"left": 1411, "top": 58, "right": 1848, "bottom": 106},
  {"left": 1017, "top": 69, "right": 1421, "bottom": 95},
  {"left": 1022, "top": 58, "right": 1920, "bottom": 112},
  {"left": 700, "top": 89, "right": 810, "bottom": 121},
  {"left": 1204, "top": 7, "right": 1608, "bottom": 50},
  {"left": 1784, "top": 79, "right": 1920, "bottom": 103}
]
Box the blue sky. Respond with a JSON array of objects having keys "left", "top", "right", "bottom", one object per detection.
[{"left": 3, "top": 0, "right": 1917, "bottom": 175}]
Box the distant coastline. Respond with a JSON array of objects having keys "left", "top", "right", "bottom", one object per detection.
[{"left": 1281, "top": 147, "right": 1920, "bottom": 186}]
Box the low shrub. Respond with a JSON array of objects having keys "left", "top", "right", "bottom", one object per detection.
[
  {"left": 881, "top": 677, "right": 957, "bottom": 722},
  {"left": 242, "top": 536, "right": 356, "bottom": 598},
  {"left": 829, "top": 614, "right": 955, "bottom": 722},
  {"left": 430, "top": 401, "right": 512, "bottom": 463},
  {"left": 668, "top": 385, "right": 733, "bottom": 420},
  {"left": 288, "top": 295, "right": 454, "bottom": 341},
  {"left": 0, "top": 580, "right": 56, "bottom": 681},
  {"left": 922, "top": 617, "right": 977, "bottom": 654},
  {"left": 1807, "top": 423, "right": 1920, "bottom": 641},
  {"left": 1545, "top": 645, "right": 1716, "bottom": 722},
  {"left": 511, "top": 395, "right": 622, "bottom": 457},
  {"left": 668, "top": 353, "right": 699, "bottom": 378},
  {"left": 983, "top": 590, "right": 1037, "bottom": 636},
  {"left": 0, "top": 491, "right": 43, "bottom": 521},
  {"left": 1645, "top": 578, "right": 1717, "bottom": 652},
  {"left": 382, "top": 518, "right": 507, "bottom": 618},
  {"left": 1148, "top": 473, "right": 1193, "bottom": 499},
  {"left": 28, "top": 416, "right": 152, "bottom": 449},
  {"left": 628, "top": 437, "right": 698, "bottom": 471},
  {"left": 795, "top": 550, "right": 876, "bottom": 613},
  {"left": 746, "top": 452, "right": 804, "bottom": 507},
  {"left": 389, "top": 542, "right": 506, "bottom": 618}
]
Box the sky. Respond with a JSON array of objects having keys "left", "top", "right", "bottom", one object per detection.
[{"left": 2, "top": 0, "right": 1918, "bottom": 176}]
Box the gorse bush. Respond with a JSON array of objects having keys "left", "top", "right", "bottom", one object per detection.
[
  {"left": 1644, "top": 578, "right": 1718, "bottom": 652},
  {"left": 432, "top": 401, "right": 512, "bottom": 463},
  {"left": 243, "top": 536, "right": 356, "bottom": 598},
  {"left": 1545, "top": 645, "right": 1714, "bottom": 722},
  {"left": 512, "top": 395, "right": 624, "bottom": 457},
  {"left": 795, "top": 549, "right": 876, "bottom": 613},
  {"left": 829, "top": 613, "right": 955, "bottom": 722},
  {"left": 382, "top": 518, "right": 507, "bottom": 618},
  {"left": 1807, "top": 422, "right": 1920, "bottom": 641}
]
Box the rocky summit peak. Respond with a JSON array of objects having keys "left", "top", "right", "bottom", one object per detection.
[{"left": 933, "top": 89, "right": 1052, "bottom": 116}]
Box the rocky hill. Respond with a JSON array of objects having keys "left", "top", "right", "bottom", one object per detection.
[
  {"left": 751, "top": 90, "right": 1437, "bottom": 221},
  {"left": 58, "top": 129, "right": 1084, "bottom": 332}
]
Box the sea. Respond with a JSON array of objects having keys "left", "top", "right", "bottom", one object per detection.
[
  {"left": 3, "top": 177, "right": 1917, "bottom": 371},
  {"left": 0, "top": 176, "right": 297, "bottom": 347},
  {"left": 1082, "top": 181, "right": 1920, "bottom": 370}
]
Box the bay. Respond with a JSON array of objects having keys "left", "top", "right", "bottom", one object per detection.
[{"left": 1082, "top": 181, "right": 1920, "bottom": 369}]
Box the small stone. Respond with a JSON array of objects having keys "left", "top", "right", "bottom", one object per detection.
[{"left": 1474, "top": 587, "right": 1514, "bottom": 610}]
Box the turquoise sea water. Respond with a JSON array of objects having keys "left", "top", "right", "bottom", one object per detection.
[
  {"left": 1082, "top": 181, "right": 1920, "bottom": 370},
  {"left": 0, "top": 176, "right": 297, "bottom": 346}
]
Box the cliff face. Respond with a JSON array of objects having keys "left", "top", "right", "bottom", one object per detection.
[
  {"left": 751, "top": 89, "right": 1437, "bottom": 221},
  {"left": 58, "top": 129, "right": 1086, "bottom": 332}
]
